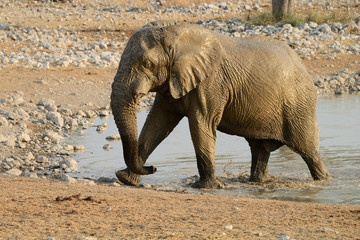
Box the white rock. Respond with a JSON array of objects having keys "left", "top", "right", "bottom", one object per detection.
[
  {"left": 58, "top": 108, "right": 73, "bottom": 116},
  {"left": 11, "top": 95, "right": 24, "bottom": 105},
  {"left": 60, "top": 174, "right": 77, "bottom": 183},
  {"left": 63, "top": 144, "right": 74, "bottom": 151},
  {"left": 224, "top": 225, "right": 233, "bottom": 230},
  {"left": 84, "top": 110, "right": 96, "bottom": 118},
  {"left": 68, "top": 119, "right": 79, "bottom": 131},
  {"left": 28, "top": 173, "right": 38, "bottom": 178},
  {"left": 96, "top": 122, "right": 107, "bottom": 132},
  {"left": 0, "top": 116, "right": 8, "bottom": 127},
  {"left": 6, "top": 168, "right": 22, "bottom": 176},
  {"left": 5, "top": 137, "right": 16, "bottom": 147},
  {"left": 17, "top": 133, "right": 31, "bottom": 142},
  {"left": 24, "top": 152, "right": 35, "bottom": 161},
  {"left": 43, "top": 131, "right": 62, "bottom": 143},
  {"left": 60, "top": 157, "right": 78, "bottom": 172},
  {"left": 77, "top": 179, "right": 96, "bottom": 185}
]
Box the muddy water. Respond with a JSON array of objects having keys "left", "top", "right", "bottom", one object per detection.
[{"left": 66, "top": 95, "right": 360, "bottom": 205}]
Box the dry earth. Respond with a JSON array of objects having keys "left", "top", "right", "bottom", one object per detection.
[
  {"left": 0, "top": 175, "right": 359, "bottom": 240},
  {"left": 1, "top": 0, "right": 360, "bottom": 239}
]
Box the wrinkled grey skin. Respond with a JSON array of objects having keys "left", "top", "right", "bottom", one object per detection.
[{"left": 110, "top": 24, "right": 331, "bottom": 188}]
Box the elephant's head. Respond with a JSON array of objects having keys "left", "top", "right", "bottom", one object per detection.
[{"left": 110, "top": 24, "right": 222, "bottom": 175}]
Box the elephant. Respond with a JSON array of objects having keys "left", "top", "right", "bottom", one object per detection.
[{"left": 110, "top": 23, "right": 331, "bottom": 188}]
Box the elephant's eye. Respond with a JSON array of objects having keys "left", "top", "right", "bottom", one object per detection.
[{"left": 142, "top": 60, "right": 152, "bottom": 69}]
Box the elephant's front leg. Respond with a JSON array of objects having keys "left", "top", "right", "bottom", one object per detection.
[
  {"left": 188, "top": 116, "right": 222, "bottom": 189},
  {"left": 116, "top": 97, "right": 183, "bottom": 186}
]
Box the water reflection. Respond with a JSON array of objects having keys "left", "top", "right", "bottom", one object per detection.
[{"left": 66, "top": 94, "right": 360, "bottom": 205}]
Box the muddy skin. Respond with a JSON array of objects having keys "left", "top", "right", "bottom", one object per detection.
[{"left": 111, "top": 24, "right": 331, "bottom": 189}]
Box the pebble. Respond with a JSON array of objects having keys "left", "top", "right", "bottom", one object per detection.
[
  {"left": 60, "top": 174, "right": 77, "bottom": 183},
  {"left": 105, "top": 134, "right": 121, "bottom": 141},
  {"left": 103, "top": 144, "right": 113, "bottom": 151},
  {"left": 6, "top": 168, "right": 22, "bottom": 176},
  {"left": 224, "top": 225, "right": 233, "bottom": 230},
  {"left": 74, "top": 145, "right": 85, "bottom": 152},
  {"left": 96, "top": 122, "right": 108, "bottom": 132},
  {"left": 277, "top": 235, "right": 290, "bottom": 240},
  {"left": 60, "top": 157, "right": 78, "bottom": 173}
]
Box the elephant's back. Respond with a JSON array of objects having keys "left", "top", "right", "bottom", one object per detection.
[{"left": 218, "top": 38, "right": 316, "bottom": 140}]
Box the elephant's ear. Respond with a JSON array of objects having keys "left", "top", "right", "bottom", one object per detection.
[{"left": 169, "top": 27, "right": 222, "bottom": 99}]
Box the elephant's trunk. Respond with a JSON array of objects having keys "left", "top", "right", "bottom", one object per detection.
[{"left": 111, "top": 85, "right": 157, "bottom": 175}]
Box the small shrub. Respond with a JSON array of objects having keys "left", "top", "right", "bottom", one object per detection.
[
  {"left": 306, "top": 11, "right": 353, "bottom": 24},
  {"left": 246, "top": 12, "right": 304, "bottom": 27},
  {"left": 247, "top": 11, "right": 355, "bottom": 27}
]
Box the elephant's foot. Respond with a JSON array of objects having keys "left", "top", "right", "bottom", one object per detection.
[
  {"left": 192, "top": 178, "right": 223, "bottom": 189},
  {"left": 249, "top": 173, "right": 270, "bottom": 182},
  {"left": 312, "top": 170, "right": 332, "bottom": 181},
  {"left": 115, "top": 168, "right": 141, "bottom": 186}
]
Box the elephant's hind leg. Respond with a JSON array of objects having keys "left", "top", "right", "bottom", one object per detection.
[
  {"left": 301, "top": 154, "right": 331, "bottom": 181},
  {"left": 287, "top": 122, "right": 331, "bottom": 181},
  {"left": 246, "top": 139, "right": 283, "bottom": 182}
]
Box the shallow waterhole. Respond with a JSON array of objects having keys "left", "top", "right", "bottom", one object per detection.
[{"left": 65, "top": 94, "right": 360, "bottom": 205}]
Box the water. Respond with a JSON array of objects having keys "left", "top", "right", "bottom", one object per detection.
[{"left": 65, "top": 94, "right": 360, "bottom": 205}]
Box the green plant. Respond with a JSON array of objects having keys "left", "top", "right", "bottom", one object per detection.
[
  {"left": 306, "top": 11, "right": 353, "bottom": 24},
  {"left": 246, "top": 12, "right": 304, "bottom": 27}
]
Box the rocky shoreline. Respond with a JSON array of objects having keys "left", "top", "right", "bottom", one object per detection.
[{"left": 1, "top": 0, "right": 360, "bottom": 185}]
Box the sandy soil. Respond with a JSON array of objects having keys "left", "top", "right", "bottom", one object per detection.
[
  {"left": 1, "top": 0, "right": 360, "bottom": 239},
  {"left": 0, "top": 175, "right": 359, "bottom": 240}
]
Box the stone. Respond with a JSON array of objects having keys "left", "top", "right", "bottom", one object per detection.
[
  {"left": 68, "top": 119, "right": 79, "bottom": 131},
  {"left": 74, "top": 145, "right": 85, "bottom": 152},
  {"left": 0, "top": 116, "right": 8, "bottom": 127},
  {"left": 28, "top": 173, "right": 38, "bottom": 178},
  {"left": 277, "top": 235, "right": 290, "bottom": 240},
  {"left": 46, "top": 112, "right": 64, "bottom": 127},
  {"left": 58, "top": 108, "right": 73, "bottom": 116},
  {"left": 17, "top": 133, "right": 31, "bottom": 142},
  {"left": 24, "top": 152, "right": 35, "bottom": 161},
  {"left": 44, "top": 104, "right": 57, "bottom": 112},
  {"left": 96, "top": 122, "right": 107, "bottom": 132},
  {"left": 77, "top": 179, "right": 96, "bottom": 185},
  {"left": 60, "top": 157, "right": 78, "bottom": 172},
  {"left": 38, "top": 98, "right": 55, "bottom": 106},
  {"left": 99, "top": 110, "right": 109, "bottom": 117},
  {"left": 63, "top": 144, "right": 74, "bottom": 151},
  {"left": 224, "top": 225, "right": 233, "bottom": 230},
  {"left": 11, "top": 95, "right": 24, "bottom": 105},
  {"left": 105, "top": 134, "right": 121, "bottom": 141},
  {"left": 36, "top": 156, "right": 49, "bottom": 163},
  {"left": 84, "top": 110, "right": 96, "bottom": 118},
  {"left": 103, "top": 144, "right": 112, "bottom": 151},
  {"left": 43, "top": 131, "right": 62, "bottom": 143},
  {"left": 60, "top": 174, "right": 77, "bottom": 183},
  {"left": 6, "top": 168, "right": 22, "bottom": 176},
  {"left": 5, "top": 137, "right": 16, "bottom": 147}
]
